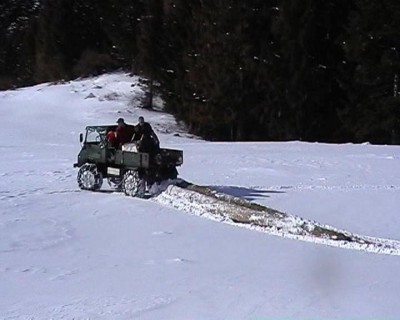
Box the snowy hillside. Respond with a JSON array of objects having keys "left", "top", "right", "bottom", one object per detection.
[{"left": 1, "top": 73, "right": 400, "bottom": 319}]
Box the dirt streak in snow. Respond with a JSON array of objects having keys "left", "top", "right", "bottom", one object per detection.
[{"left": 153, "top": 183, "right": 400, "bottom": 256}]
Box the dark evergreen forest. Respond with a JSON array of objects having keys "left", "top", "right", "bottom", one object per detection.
[{"left": 1, "top": 0, "right": 400, "bottom": 144}]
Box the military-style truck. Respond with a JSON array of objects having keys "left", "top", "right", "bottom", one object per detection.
[{"left": 73, "top": 125, "right": 183, "bottom": 197}]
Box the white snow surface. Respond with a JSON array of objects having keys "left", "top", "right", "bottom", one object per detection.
[{"left": 1, "top": 72, "right": 400, "bottom": 319}]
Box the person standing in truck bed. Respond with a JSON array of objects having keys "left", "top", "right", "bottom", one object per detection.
[{"left": 134, "top": 116, "right": 160, "bottom": 154}]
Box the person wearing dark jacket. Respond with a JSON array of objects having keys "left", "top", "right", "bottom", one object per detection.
[{"left": 134, "top": 116, "right": 160, "bottom": 154}]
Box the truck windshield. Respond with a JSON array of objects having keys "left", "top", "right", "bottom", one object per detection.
[{"left": 85, "top": 127, "right": 106, "bottom": 143}]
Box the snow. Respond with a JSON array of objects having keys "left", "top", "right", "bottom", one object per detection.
[{"left": 1, "top": 72, "right": 400, "bottom": 319}]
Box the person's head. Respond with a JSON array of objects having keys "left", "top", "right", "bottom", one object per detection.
[
  {"left": 138, "top": 116, "right": 145, "bottom": 126},
  {"left": 117, "top": 118, "right": 125, "bottom": 127}
]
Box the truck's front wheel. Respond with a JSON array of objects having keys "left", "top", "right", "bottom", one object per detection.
[
  {"left": 122, "top": 170, "right": 145, "bottom": 197},
  {"left": 77, "top": 163, "right": 103, "bottom": 191}
]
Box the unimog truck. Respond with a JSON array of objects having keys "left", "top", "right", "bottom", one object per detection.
[{"left": 73, "top": 125, "right": 183, "bottom": 197}]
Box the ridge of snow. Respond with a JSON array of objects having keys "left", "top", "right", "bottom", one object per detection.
[{"left": 154, "top": 185, "right": 400, "bottom": 256}]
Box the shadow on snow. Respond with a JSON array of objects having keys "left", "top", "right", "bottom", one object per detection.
[{"left": 210, "top": 185, "right": 285, "bottom": 201}]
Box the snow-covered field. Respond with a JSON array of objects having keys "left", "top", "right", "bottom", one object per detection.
[{"left": 1, "top": 73, "right": 400, "bottom": 319}]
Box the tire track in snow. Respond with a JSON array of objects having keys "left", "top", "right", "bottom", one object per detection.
[
  {"left": 263, "top": 184, "right": 400, "bottom": 192},
  {"left": 3, "top": 296, "right": 176, "bottom": 320},
  {"left": 0, "top": 189, "right": 82, "bottom": 201},
  {"left": 0, "top": 218, "right": 73, "bottom": 253}
]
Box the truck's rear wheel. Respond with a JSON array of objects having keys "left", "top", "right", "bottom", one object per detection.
[
  {"left": 77, "top": 164, "right": 103, "bottom": 190},
  {"left": 122, "top": 170, "right": 145, "bottom": 197}
]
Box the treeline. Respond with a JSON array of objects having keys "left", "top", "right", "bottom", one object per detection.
[{"left": 1, "top": 0, "right": 400, "bottom": 144}]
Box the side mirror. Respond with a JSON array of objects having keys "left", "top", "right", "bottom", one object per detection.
[{"left": 79, "top": 133, "right": 83, "bottom": 143}]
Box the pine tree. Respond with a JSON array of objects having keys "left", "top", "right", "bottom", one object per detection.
[
  {"left": 34, "top": 0, "right": 116, "bottom": 82},
  {"left": 274, "top": 0, "right": 353, "bottom": 142},
  {"left": 159, "top": 0, "right": 280, "bottom": 140},
  {"left": 343, "top": 0, "right": 400, "bottom": 143},
  {"left": 135, "top": 0, "right": 166, "bottom": 108},
  {"left": 94, "top": 0, "right": 146, "bottom": 69},
  {"left": 0, "top": 0, "right": 39, "bottom": 88}
]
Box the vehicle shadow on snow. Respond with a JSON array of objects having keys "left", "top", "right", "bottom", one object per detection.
[{"left": 210, "top": 185, "right": 285, "bottom": 201}]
